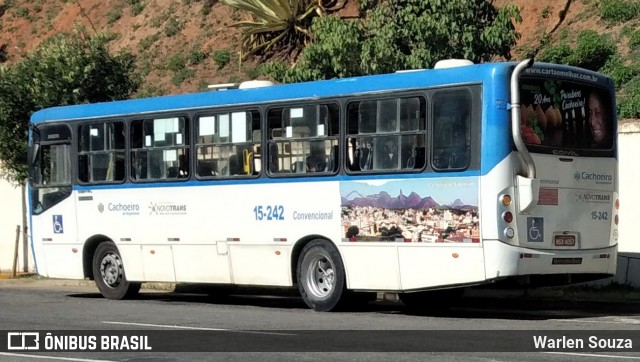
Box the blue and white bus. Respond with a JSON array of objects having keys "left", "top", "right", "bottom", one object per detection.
[{"left": 28, "top": 59, "right": 618, "bottom": 311}]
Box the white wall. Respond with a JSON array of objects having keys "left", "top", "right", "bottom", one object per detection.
[
  {"left": 618, "top": 119, "right": 640, "bottom": 254},
  {"left": 0, "top": 176, "right": 31, "bottom": 273}
]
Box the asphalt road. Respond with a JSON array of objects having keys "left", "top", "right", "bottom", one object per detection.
[{"left": 0, "top": 279, "right": 639, "bottom": 361}]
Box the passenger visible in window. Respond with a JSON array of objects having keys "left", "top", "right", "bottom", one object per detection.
[
  {"left": 405, "top": 147, "right": 417, "bottom": 169},
  {"left": 356, "top": 140, "right": 373, "bottom": 171},
  {"left": 132, "top": 152, "right": 147, "bottom": 180},
  {"left": 306, "top": 154, "right": 326, "bottom": 172},
  {"left": 380, "top": 139, "right": 398, "bottom": 169}
]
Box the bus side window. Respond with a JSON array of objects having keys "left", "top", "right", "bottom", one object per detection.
[
  {"left": 78, "top": 121, "right": 125, "bottom": 184},
  {"left": 267, "top": 104, "right": 339, "bottom": 176},
  {"left": 432, "top": 90, "right": 471, "bottom": 171},
  {"left": 347, "top": 96, "right": 425, "bottom": 173},
  {"left": 130, "top": 117, "right": 189, "bottom": 181}
]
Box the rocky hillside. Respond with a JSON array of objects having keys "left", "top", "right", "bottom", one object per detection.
[{"left": 0, "top": 0, "right": 638, "bottom": 101}]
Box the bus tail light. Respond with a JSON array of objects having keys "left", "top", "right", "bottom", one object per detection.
[
  {"left": 502, "top": 211, "right": 513, "bottom": 223},
  {"left": 500, "top": 194, "right": 512, "bottom": 206}
]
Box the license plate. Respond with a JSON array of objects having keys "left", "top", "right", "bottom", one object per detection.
[{"left": 554, "top": 234, "right": 576, "bottom": 246}]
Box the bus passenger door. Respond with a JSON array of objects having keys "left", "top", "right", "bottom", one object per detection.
[{"left": 29, "top": 125, "right": 80, "bottom": 278}]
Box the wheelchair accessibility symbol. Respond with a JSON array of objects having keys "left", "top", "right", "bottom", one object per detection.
[
  {"left": 52, "top": 215, "right": 64, "bottom": 234},
  {"left": 527, "top": 217, "right": 543, "bottom": 242}
]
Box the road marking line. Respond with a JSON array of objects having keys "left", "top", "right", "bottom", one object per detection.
[
  {"left": 103, "top": 321, "right": 226, "bottom": 331},
  {"left": 0, "top": 352, "right": 114, "bottom": 362},
  {"left": 102, "top": 321, "right": 293, "bottom": 335},
  {"left": 545, "top": 352, "right": 640, "bottom": 359},
  {"left": 563, "top": 318, "right": 640, "bottom": 325}
]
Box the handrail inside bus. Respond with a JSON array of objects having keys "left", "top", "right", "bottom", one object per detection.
[{"left": 510, "top": 58, "right": 536, "bottom": 179}]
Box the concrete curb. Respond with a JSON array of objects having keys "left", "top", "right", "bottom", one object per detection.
[
  {"left": 0, "top": 275, "right": 175, "bottom": 291},
  {"left": 0, "top": 272, "right": 37, "bottom": 280}
]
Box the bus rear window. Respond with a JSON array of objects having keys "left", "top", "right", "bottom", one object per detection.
[{"left": 519, "top": 79, "right": 614, "bottom": 153}]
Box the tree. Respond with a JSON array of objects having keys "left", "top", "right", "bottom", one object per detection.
[
  {"left": 263, "top": 0, "right": 522, "bottom": 82},
  {"left": 0, "top": 28, "right": 139, "bottom": 184}
]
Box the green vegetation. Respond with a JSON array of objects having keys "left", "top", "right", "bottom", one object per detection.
[
  {"left": 172, "top": 68, "right": 195, "bottom": 85},
  {"left": 629, "top": 29, "right": 640, "bottom": 49},
  {"left": 538, "top": 25, "right": 640, "bottom": 118},
  {"left": 539, "top": 30, "right": 615, "bottom": 70},
  {"left": 106, "top": 7, "right": 123, "bottom": 25},
  {"left": 164, "top": 17, "right": 183, "bottom": 37},
  {"left": 600, "top": 55, "right": 638, "bottom": 88},
  {"left": 262, "top": 0, "right": 521, "bottom": 82},
  {"left": 139, "top": 33, "right": 160, "bottom": 50},
  {"left": 14, "top": 7, "right": 29, "bottom": 19},
  {"left": 600, "top": 0, "right": 640, "bottom": 24},
  {"left": 0, "top": 28, "right": 139, "bottom": 184},
  {"left": 167, "top": 54, "right": 186, "bottom": 72},
  {"left": 213, "top": 50, "right": 231, "bottom": 69},
  {"left": 128, "top": 0, "right": 145, "bottom": 16},
  {"left": 188, "top": 48, "right": 208, "bottom": 65},
  {"left": 618, "top": 79, "right": 640, "bottom": 119}
]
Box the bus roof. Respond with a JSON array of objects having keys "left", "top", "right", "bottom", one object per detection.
[{"left": 29, "top": 61, "right": 608, "bottom": 124}]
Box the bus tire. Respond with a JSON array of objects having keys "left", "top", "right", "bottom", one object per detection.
[
  {"left": 92, "top": 241, "right": 141, "bottom": 300},
  {"left": 297, "top": 239, "right": 346, "bottom": 312}
]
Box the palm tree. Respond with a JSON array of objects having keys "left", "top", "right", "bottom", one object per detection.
[{"left": 221, "top": 0, "right": 345, "bottom": 59}]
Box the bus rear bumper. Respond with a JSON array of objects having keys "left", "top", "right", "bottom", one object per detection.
[{"left": 484, "top": 240, "right": 617, "bottom": 282}]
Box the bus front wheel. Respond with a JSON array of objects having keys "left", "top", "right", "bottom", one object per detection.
[
  {"left": 297, "top": 239, "right": 346, "bottom": 312},
  {"left": 92, "top": 241, "right": 141, "bottom": 300}
]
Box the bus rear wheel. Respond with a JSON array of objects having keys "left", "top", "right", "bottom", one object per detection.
[
  {"left": 297, "top": 239, "right": 346, "bottom": 312},
  {"left": 92, "top": 241, "right": 141, "bottom": 300}
]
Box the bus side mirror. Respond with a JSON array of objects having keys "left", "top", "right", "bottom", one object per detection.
[{"left": 517, "top": 175, "right": 540, "bottom": 214}]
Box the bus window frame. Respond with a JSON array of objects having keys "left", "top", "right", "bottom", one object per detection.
[
  {"left": 344, "top": 93, "right": 428, "bottom": 175},
  {"left": 129, "top": 114, "right": 191, "bottom": 183},
  {"left": 77, "top": 119, "right": 127, "bottom": 185},
  {"left": 265, "top": 101, "right": 341, "bottom": 178},
  {"left": 430, "top": 88, "right": 474, "bottom": 172},
  {"left": 194, "top": 108, "right": 262, "bottom": 180}
]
